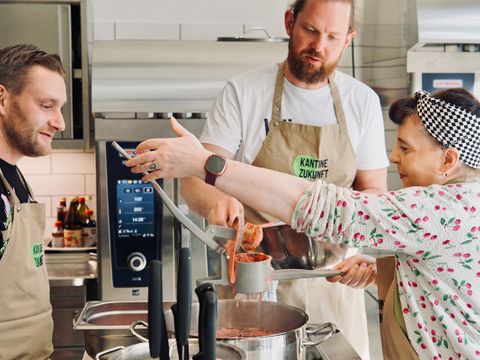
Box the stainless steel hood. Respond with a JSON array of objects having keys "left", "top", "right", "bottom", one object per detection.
[
  {"left": 92, "top": 40, "right": 287, "bottom": 114},
  {"left": 415, "top": 0, "right": 480, "bottom": 46},
  {"left": 407, "top": 0, "right": 480, "bottom": 75}
]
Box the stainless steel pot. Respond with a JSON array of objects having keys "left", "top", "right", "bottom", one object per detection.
[
  {"left": 96, "top": 339, "right": 246, "bottom": 360},
  {"left": 260, "top": 223, "right": 356, "bottom": 270},
  {"left": 164, "top": 300, "right": 337, "bottom": 360}
]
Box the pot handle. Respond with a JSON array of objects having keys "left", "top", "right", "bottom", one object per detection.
[
  {"left": 95, "top": 345, "right": 125, "bottom": 360},
  {"left": 302, "top": 322, "right": 338, "bottom": 347},
  {"left": 130, "top": 319, "right": 149, "bottom": 342}
]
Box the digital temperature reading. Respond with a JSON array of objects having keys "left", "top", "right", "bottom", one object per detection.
[{"left": 116, "top": 179, "right": 155, "bottom": 238}]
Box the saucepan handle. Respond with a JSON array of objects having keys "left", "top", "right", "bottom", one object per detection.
[
  {"left": 95, "top": 346, "right": 125, "bottom": 360},
  {"left": 302, "top": 322, "right": 338, "bottom": 347},
  {"left": 273, "top": 268, "right": 343, "bottom": 280},
  {"left": 130, "top": 319, "right": 149, "bottom": 342}
]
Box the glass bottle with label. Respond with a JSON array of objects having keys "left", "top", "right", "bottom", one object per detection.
[
  {"left": 64, "top": 197, "right": 82, "bottom": 247},
  {"left": 59, "top": 197, "right": 67, "bottom": 225},
  {"left": 82, "top": 209, "right": 97, "bottom": 247},
  {"left": 51, "top": 220, "right": 64, "bottom": 247},
  {"left": 77, "top": 196, "right": 89, "bottom": 224}
]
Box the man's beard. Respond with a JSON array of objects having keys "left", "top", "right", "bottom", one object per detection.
[
  {"left": 4, "top": 100, "right": 49, "bottom": 157},
  {"left": 287, "top": 41, "right": 339, "bottom": 85}
]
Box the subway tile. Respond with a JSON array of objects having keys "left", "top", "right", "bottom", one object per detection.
[
  {"left": 25, "top": 175, "right": 85, "bottom": 196},
  {"left": 18, "top": 155, "right": 51, "bottom": 174},
  {"left": 115, "top": 22, "right": 180, "bottom": 40},
  {"left": 94, "top": 22, "right": 115, "bottom": 41},
  {"left": 35, "top": 196, "right": 52, "bottom": 219},
  {"left": 51, "top": 153, "right": 96, "bottom": 174},
  {"left": 85, "top": 175, "right": 97, "bottom": 195},
  {"left": 52, "top": 148, "right": 84, "bottom": 153},
  {"left": 180, "top": 23, "right": 243, "bottom": 41}
]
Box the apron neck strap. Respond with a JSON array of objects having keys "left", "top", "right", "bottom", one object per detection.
[
  {"left": 270, "top": 62, "right": 285, "bottom": 125},
  {"left": 327, "top": 73, "right": 348, "bottom": 134},
  {"left": 271, "top": 61, "right": 348, "bottom": 134},
  {"left": 0, "top": 165, "right": 35, "bottom": 204}
]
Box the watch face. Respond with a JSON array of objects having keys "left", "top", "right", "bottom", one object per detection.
[{"left": 206, "top": 155, "right": 226, "bottom": 174}]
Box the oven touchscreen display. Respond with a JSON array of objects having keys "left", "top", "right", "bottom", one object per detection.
[{"left": 116, "top": 179, "right": 155, "bottom": 238}]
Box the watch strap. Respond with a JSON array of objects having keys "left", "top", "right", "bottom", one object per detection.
[{"left": 205, "top": 171, "right": 218, "bottom": 186}]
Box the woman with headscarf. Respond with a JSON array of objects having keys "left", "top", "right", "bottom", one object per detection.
[{"left": 126, "top": 88, "right": 480, "bottom": 359}]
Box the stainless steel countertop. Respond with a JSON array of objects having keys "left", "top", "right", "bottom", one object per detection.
[{"left": 46, "top": 252, "right": 97, "bottom": 286}]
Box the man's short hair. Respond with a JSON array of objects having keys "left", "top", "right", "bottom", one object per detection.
[
  {"left": 0, "top": 44, "right": 65, "bottom": 95},
  {"left": 290, "top": 0, "right": 355, "bottom": 31}
]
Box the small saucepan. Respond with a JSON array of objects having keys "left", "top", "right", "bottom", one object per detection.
[{"left": 234, "top": 253, "right": 343, "bottom": 294}]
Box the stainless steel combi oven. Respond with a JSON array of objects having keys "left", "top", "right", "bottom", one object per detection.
[{"left": 92, "top": 39, "right": 288, "bottom": 301}]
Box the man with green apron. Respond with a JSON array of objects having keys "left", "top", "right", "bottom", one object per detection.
[
  {"left": 0, "top": 44, "right": 66, "bottom": 359},
  {"left": 181, "top": 1, "right": 388, "bottom": 358}
]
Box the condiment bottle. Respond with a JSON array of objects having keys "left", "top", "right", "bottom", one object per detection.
[
  {"left": 64, "top": 197, "right": 82, "bottom": 247},
  {"left": 77, "top": 196, "right": 89, "bottom": 224},
  {"left": 59, "top": 197, "right": 67, "bottom": 225},
  {"left": 82, "top": 209, "right": 97, "bottom": 247},
  {"left": 51, "top": 220, "right": 64, "bottom": 247}
]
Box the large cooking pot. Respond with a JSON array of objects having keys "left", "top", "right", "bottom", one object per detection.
[
  {"left": 164, "top": 299, "right": 337, "bottom": 360},
  {"left": 95, "top": 338, "right": 246, "bottom": 360}
]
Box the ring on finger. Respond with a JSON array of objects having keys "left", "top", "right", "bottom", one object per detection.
[{"left": 148, "top": 162, "right": 158, "bottom": 171}]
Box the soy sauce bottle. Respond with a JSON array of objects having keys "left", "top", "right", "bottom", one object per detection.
[{"left": 64, "top": 197, "right": 82, "bottom": 247}]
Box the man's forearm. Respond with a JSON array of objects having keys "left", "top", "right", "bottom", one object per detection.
[{"left": 179, "top": 176, "right": 232, "bottom": 218}]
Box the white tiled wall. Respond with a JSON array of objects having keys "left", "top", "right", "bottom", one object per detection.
[{"left": 18, "top": 150, "right": 96, "bottom": 241}]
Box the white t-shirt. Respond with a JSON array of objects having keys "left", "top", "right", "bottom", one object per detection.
[{"left": 201, "top": 63, "right": 389, "bottom": 170}]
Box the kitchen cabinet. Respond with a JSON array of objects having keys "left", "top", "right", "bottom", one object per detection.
[{"left": 0, "top": 0, "right": 92, "bottom": 150}]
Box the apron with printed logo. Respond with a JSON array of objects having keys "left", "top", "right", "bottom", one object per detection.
[
  {"left": 0, "top": 168, "right": 53, "bottom": 359},
  {"left": 243, "top": 62, "right": 370, "bottom": 359}
]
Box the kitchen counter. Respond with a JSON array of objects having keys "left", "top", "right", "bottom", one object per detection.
[
  {"left": 46, "top": 251, "right": 98, "bottom": 358},
  {"left": 46, "top": 251, "right": 97, "bottom": 286}
]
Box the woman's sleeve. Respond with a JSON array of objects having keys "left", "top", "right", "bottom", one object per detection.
[{"left": 290, "top": 181, "right": 466, "bottom": 256}]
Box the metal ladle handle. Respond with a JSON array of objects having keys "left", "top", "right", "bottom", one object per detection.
[
  {"left": 111, "top": 141, "right": 234, "bottom": 253},
  {"left": 272, "top": 268, "right": 343, "bottom": 280}
]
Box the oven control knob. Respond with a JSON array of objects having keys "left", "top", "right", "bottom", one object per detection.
[{"left": 127, "top": 252, "right": 147, "bottom": 272}]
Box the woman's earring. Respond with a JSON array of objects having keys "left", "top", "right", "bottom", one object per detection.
[{"left": 444, "top": 172, "right": 448, "bottom": 178}]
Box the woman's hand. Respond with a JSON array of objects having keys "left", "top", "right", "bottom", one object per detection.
[
  {"left": 124, "top": 117, "right": 210, "bottom": 182},
  {"left": 326, "top": 254, "right": 377, "bottom": 288},
  {"left": 207, "top": 197, "right": 244, "bottom": 228}
]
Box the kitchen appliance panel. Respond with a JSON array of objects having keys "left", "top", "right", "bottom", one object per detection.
[{"left": 105, "top": 141, "right": 162, "bottom": 288}]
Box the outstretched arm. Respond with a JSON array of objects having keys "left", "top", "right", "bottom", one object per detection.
[
  {"left": 180, "top": 143, "right": 244, "bottom": 227},
  {"left": 125, "top": 117, "right": 310, "bottom": 224}
]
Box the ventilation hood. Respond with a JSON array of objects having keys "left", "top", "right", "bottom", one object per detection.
[
  {"left": 91, "top": 40, "right": 287, "bottom": 114},
  {"left": 414, "top": 0, "right": 480, "bottom": 47},
  {"left": 407, "top": 0, "right": 480, "bottom": 74}
]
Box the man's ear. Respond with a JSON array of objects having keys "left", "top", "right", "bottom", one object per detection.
[
  {"left": 0, "top": 85, "right": 8, "bottom": 116},
  {"left": 285, "top": 9, "right": 295, "bottom": 37},
  {"left": 442, "top": 147, "right": 461, "bottom": 174},
  {"left": 343, "top": 29, "right": 356, "bottom": 50}
]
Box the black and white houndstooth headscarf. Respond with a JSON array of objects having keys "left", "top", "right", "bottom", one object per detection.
[{"left": 415, "top": 90, "right": 480, "bottom": 169}]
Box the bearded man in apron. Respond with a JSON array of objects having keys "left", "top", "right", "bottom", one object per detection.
[
  {"left": 181, "top": 0, "right": 388, "bottom": 358},
  {"left": 0, "top": 44, "right": 67, "bottom": 359}
]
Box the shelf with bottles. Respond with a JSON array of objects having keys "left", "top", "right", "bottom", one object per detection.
[{"left": 50, "top": 195, "right": 97, "bottom": 249}]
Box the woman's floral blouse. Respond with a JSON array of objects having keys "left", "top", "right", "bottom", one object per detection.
[{"left": 292, "top": 181, "right": 480, "bottom": 359}]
